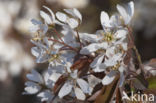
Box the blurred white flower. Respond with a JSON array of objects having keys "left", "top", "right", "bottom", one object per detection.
[
  {"left": 46, "top": 0, "right": 89, "bottom": 8},
  {"left": 58, "top": 69, "right": 91, "bottom": 100},
  {"left": 117, "top": 1, "right": 134, "bottom": 25}
]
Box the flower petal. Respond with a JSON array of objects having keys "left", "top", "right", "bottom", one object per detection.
[
  {"left": 128, "top": 1, "right": 134, "bottom": 18},
  {"left": 80, "top": 43, "right": 107, "bottom": 55},
  {"left": 37, "top": 90, "right": 53, "bottom": 102},
  {"left": 100, "top": 11, "right": 110, "bottom": 27},
  {"left": 102, "top": 71, "right": 117, "bottom": 85},
  {"left": 40, "top": 11, "right": 52, "bottom": 24},
  {"left": 56, "top": 12, "right": 67, "bottom": 23},
  {"left": 26, "top": 69, "right": 43, "bottom": 84},
  {"left": 88, "top": 75, "right": 101, "bottom": 88},
  {"left": 43, "top": 6, "right": 55, "bottom": 22},
  {"left": 119, "top": 72, "right": 125, "bottom": 87},
  {"left": 77, "top": 79, "right": 89, "bottom": 93},
  {"left": 74, "top": 87, "right": 86, "bottom": 100},
  {"left": 58, "top": 82, "right": 72, "bottom": 98},
  {"left": 90, "top": 54, "right": 104, "bottom": 68},
  {"left": 79, "top": 33, "right": 99, "bottom": 43},
  {"left": 104, "top": 53, "right": 122, "bottom": 67},
  {"left": 67, "top": 18, "right": 78, "bottom": 28},
  {"left": 31, "top": 47, "right": 40, "bottom": 57},
  {"left": 31, "top": 19, "right": 42, "bottom": 25},
  {"left": 23, "top": 81, "right": 41, "bottom": 94},
  {"left": 93, "top": 63, "right": 107, "bottom": 72},
  {"left": 64, "top": 8, "right": 82, "bottom": 21},
  {"left": 117, "top": 4, "right": 129, "bottom": 25},
  {"left": 115, "top": 29, "right": 127, "bottom": 39}
]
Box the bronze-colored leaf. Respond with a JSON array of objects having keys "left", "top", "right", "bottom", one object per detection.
[
  {"left": 149, "top": 58, "right": 156, "bottom": 68},
  {"left": 71, "top": 56, "right": 93, "bottom": 71},
  {"left": 116, "top": 88, "right": 122, "bottom": 103},
  {"left": 53, "top": 75, "right": 67, "bottom": 94},
  {"left": 94, "top": 75, "right": 120, "bottom": 103},
  {"left": 124, "top": 49, "right": 132, "bottom": 65}
]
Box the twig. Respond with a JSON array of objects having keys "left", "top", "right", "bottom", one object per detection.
[
  {"left": 76, "top": 29, "right": 82, "bottom": 48},
  {"left": 52, "top": 28, "right": 64, "bottom": 42},
  {"left": 127, "top": 26, "right": 145, "bottom": 75}
]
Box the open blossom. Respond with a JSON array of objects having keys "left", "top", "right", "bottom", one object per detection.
[
  {"left": 58, "top": 69, "right": 91, "bottom": 100},
  {"left": 23, "top": 69, "right": 55, "bottom": 102},
  {"left": 24, "top": 1, "right": 139, "bottom": 103},
  {"left": 117, "top": 1, "right": 134, "bottom": 25}
]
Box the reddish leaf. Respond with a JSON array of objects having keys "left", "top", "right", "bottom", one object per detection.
[{"left": 94, "top": 75, "right": 120, "bottom": 103}]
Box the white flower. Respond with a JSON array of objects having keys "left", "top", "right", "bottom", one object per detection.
[
  {"left": 23, "top": 81, "right": 41, "bottom": 94},
  {"left": 102, "top": 71, "right": 117, "bottom": 85},
  {"left": 56, "top": 8, "right": 82, "bottom": 28},
  {"left": 30, "top": 19, "right": 48, "bottom": 35},
  {"left": 64, "top": 8, "right": 82, "bottom": 22},
  {"left": 117, "top": 1, "right": 134, "bottom": 25},
  {"left": 26, "top": 69, "right": 43, "bottom": 84},
  {"left": 37, "top": 90, "right": 54, "bottom": 102},
  {"left": 79, "top": 33, "right": 99, "bottom": 43},
  {"left": 80, "top": 42, "right": 108, "bottom": 55},
  {"left": 88, "top": 75, "right": 101, "bottom": 94},
  {"left": 58, "top": 70, "right": 90, "bottom": 100},
  {"left": 100, "top": 11, "right": 121, "bottom": 31},
  {"left": 40, "top": 6, "right": 56, "bottom": 25}
]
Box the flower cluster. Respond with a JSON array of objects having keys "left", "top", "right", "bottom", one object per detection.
[{"left": 24, "top": 1, "right": 135, "bottom": 102}]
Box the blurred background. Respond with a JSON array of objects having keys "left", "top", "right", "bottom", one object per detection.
[{"left": 0, "top": 0, "right": 155, "bottom": 103}]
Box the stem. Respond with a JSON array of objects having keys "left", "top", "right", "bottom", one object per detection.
[
  {"left": 76, "top": 29, "right": 82, "bottom": 48},
  {"left": 52, "top": 28, "right": 64, "bottom": 42},
  {"left": 48, "top": 38, "right": 78, "bottom": 52},
  {"left": 127, "top": 26, "right": 145, "bottom": 75}
]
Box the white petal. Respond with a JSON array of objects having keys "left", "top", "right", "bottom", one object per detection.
[
  {"left": 70, "top": 70, "right": 78, "bottom": 79},
  {"left": 80, "top": 43, "right": 107, "bottom": 55},
  {"left": 24, "top": 81, "right": 41, "bottom": 94},
  {"left": 49, "top": 72, "right": 61, "bottom": 82},
  {"left": 117, "top": 4, "right": 129, "bottom": 25},
  {"left": 102, "top": 71, "right": 117, "bottom": 85},
  {"left": 58, "top": 82, "right": 72, "bottom": 98},
  {"left": 128, "top": 1, "right": 134, "bottom": 18},
  {"left": 93, "top": 63, "right": 107, "bottom": 72},
  {"left": 115, "top": 29, "right": 127, "bottom": 39},
  {"left": 37, "top": 90, "right": 53, "bottom": 102},
  {"left": 31, "top": 47, "right": 40, "bottom": 57},
  {"left": 100, "top": 11, "right": 110, "bottom": 27},
  {"left": 90, "top": 54, "right": 104, "bottom": 68},
  {"left": 79, "top": 33, "right": 99, "bottom": 43},
  {"left": 73, "top": 8, "right": 82, "bottom": 21},
  {"left": 110, "top": 15, "right": 121, "bottom": 27},
  {"left": 26, "top": 69, "right": 43, "bottom": 84},
  {"left": 77, "top": 79, "right": 89, "bottom": 93},
  {"left": 56, "top": 12, "right": 67, "bottom": 23},
  {"left": 67, "top": 18, "right": 78, "bottom": 28},
  {"left": 121, "top": 43, "right": 128, "bottom": 51},
  {"left": 119, "top": 73, "right": 125, "bottom": 87},
  {"left": 64, "top": 8, "right": 82, "bottom": 21},
  {"left": 43, "top": 6, "right": 55, "bottom": 22},
  {"left": 105, "top": 53, "right": 122, "bottom": 67},
  {"left": 74, "top": 87, "right": 86, "bottom": 100},
  {"left": 40, "top": 11, "right": 52, "bottom": 24},
  {"left": 88, "top": 75, "right": 101, "bottom": 88},
  {"left": 31, "top": 19, "right": 42, "bottom": 25}
]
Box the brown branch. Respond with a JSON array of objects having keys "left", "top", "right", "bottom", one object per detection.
[
  {"left": 76, "top": 29, "right": 82, "bottom": 48},
  {"left": 127, "top": 26, "right": 145, "bottom": 75}
]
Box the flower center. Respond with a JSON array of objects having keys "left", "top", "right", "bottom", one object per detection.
[
  {"left": 112, "top": 62, "right": 120, "bottom": 70},
  {"left": 103, "top": 32, "right": 114, "bottom": 42},
  {"left": 48, "top": 54, "right": 60, "bottom": 62}
]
